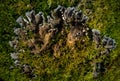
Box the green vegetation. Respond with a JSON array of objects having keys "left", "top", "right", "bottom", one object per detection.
[{"left": 0, "top": 0, "right": 120, "bottom": 81}]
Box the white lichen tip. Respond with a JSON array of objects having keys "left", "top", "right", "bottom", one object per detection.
[
  {"left": 25, "top": 10, "right": 35, "bottom": 23},
  {"left": 25, "top": 12, "right": 31, "bottom": 22},
  {"left": 92, "top": 29, "right": 100, "bottom": 34},
  {"left": 16, "top": 16, "right": 23, "bottom": 26},
  {"left": 10, "top": 52, "right": 19, "bottom": 60},
  {"left": 81, "top": 15, "right": 89, "bottom": 22},
  {"left": 30, "top": 10, "right": 35, "bottom": 14},
  {"left": 16, "top": 16, "right": 28, "bottom": 27},
  {"left": 13, "top": 27, "right": 21, "bottom": 35},
  {"left": 54, "top": 5, "right": 62, "bottom": 12},
  {"left": 38, "top": 11, "right": 43, "bottom": 15}
]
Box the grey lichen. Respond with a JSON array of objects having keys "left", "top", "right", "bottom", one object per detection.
[{"left": 9, "top": 5, "right": 116, "bottom": 79}]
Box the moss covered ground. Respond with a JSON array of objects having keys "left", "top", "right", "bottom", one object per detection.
[{"left": 0, "top": 0, "right": 120, "bottom": 81}]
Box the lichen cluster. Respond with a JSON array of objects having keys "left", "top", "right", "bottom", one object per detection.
[
  {"left": 9, "top": 5, "right": 116, "bottom": 79},
  {"left": 92, "top": 29, "right": 116, "bottom": 78}
]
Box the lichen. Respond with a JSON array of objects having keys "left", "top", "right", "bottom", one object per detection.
[{"left": 9, "top": 5, "right": 116, "bottom": 80}]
